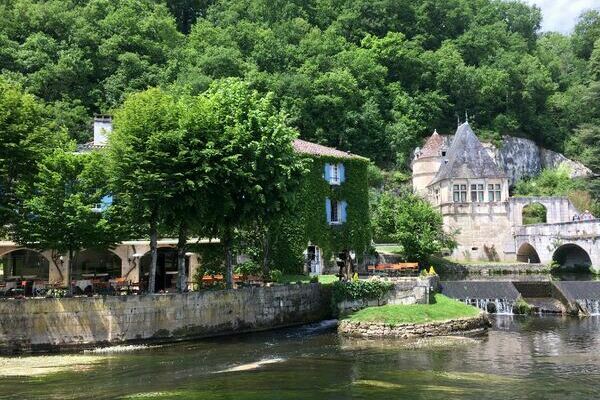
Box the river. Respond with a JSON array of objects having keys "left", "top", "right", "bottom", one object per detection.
[{"left": 2, "top": 316, "right": 600, "bottom": 399}]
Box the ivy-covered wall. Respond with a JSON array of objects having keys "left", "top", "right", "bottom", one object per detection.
[{"left": 271, "top": 154, "right": 371, "bottom": 273}]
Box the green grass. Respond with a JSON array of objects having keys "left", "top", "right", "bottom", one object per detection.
[
  {"left": 375, "top": 245, "right": 403, "bottom": 254},
  {"left": 345, "top": 294, "right": 480, "bottom": 325},
  {"left": 277, "top": 274, "right": 338, "bottom": 284}
]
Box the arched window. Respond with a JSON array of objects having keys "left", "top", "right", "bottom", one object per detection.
[
  {"left": 72, "top": 249, "right": 121, "bottom": 279},
  {"left": 0, "top": 249, "right": 49, "bottom": 280},
  {"left": 522, "top": 203, "right": 547, "bottom": 225}
]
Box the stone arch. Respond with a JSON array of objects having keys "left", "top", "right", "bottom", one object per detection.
[
  {"left": 522, "top": 202, "right": 547, "bottom": 225},
  {"left": 140, "top": 247, "right": 188, "bottom": 292},
  {"left": 516, "top": 243, "right": 541, "bottom": 263},
  {"left": 0, "top": 248, "right": 50, "bottom": 280},
  {"left": 552, "top": 243, "right": 592, "bottom": 271},
  {"left": 71, "top": 248, "right": 122, "bottom": 280}
]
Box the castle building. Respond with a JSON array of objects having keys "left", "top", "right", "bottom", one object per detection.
[{"left": 412, "top": 122, "right": 578, "bottom": 263}]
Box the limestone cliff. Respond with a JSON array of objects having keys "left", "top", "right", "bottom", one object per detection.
[{"left": 414, "top": 134, "right": 592, "bottom": 186}]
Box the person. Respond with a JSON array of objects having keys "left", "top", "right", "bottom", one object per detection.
[{"left": 573, "top": 213, "right": 580, "bottom": 221}]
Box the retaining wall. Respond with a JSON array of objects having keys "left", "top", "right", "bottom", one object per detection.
[{"left": 0, "top": 284, "right": 331, "bottom": 353}]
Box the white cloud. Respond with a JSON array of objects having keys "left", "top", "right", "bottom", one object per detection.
[{"left": 523, "top": 0, "right": 600, "bottom": 33}]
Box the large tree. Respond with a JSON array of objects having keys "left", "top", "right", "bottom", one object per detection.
[
  {"left": 12, "top": 149, "right": 113, "bottom": 293},
  {"left": 108, "top": 88, "right": 183, "bottom": 293},
  {"left": 0, "top": 78, "right": 65, "bottom": 235},
  {"left": 199, "top": 78, "right": 306, "bottom": 288}
]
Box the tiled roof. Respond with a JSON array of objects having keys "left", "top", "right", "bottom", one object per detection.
[
  {"left": 430, "top": 122, "right": 505, "bottom": 185},
  {"left": 293, "top": 139, "right": 366, "bottom": 159},
  {"left": 418, "top": 130, "right": 445, "bottom": 158},
  {"left": 76, "top": 138, "right": 366, "bottom": 160}
]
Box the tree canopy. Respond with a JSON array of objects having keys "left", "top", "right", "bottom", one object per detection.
[{"left": 0, "top": 0, "right": 598, "bottom": 170}]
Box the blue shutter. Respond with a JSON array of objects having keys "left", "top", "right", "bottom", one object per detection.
[
  {"left": 325, "top": 198, "right": 332, "bottom": 224},
  {"left": 338, "top": 163, "right": 345, "bottom": 183},
  {"left": 100, "top": 195, "right": 113, "bottom": 211},
  {"left": 340, "top": 200, "right": 348, "bottom": 223},
  {"left": 324, "top": 163, "right": 331, "bottom": 183}
]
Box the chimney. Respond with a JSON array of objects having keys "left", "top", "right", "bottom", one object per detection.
[{"left": 93, "top": 115, "right": 112, "bottom": 146}]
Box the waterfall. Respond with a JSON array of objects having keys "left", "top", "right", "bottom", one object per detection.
[
  {"left": 464, "top": 298, "right": 514, "bottom": 315},
  {"left": 578, "top": 299, "right": 600, "bottom": 316}
]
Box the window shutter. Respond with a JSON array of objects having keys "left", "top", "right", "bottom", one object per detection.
[
  {"left": 100, "top": 194, "right": 113, "bottom": 211},
  {"left": 323, "top": 163, "right": 331, "bottom": 182},
  {"left": 338, "top": 163, "right": 345, "bottom": 183},
  {"left": 340, "top": 200, "right": 348, "bottom": 223},
  {"left": 325, "top": 198, "right": 332, "bottom": 223}
]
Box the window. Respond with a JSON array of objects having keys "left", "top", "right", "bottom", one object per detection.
[
  {"left": 488, "top": 184, "right": 502, "bottom": 202},
  {"left": 326, "top": 198, "right": 347, "bottom": 224},
  {"left": 330, "top": 200, "right": 339, "bottom": 223},
  {"left": 453, "top": 184, "right": 467, "bottom": 202},
  {"left": 441, "top": 151, "right": 447, "bottom": 157},
  {"left": 324, "top": 163, "right": 345, "bottom": 185},
  {"left": 331, "top": 164, "right": 340, "bottom": 184},
  {"left": 470, "top": 184, "right": 484, "bottom": 202}
]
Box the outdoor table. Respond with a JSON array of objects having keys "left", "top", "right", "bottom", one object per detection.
[{"left": 74, "top": 279, "right": 92, "bottom": 292}]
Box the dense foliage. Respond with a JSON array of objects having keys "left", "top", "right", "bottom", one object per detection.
[
  {"left": 371, "top": 191, "right": 456, "bottom": 264},
  {"left": 331, "top": 279, "right": 393, "bottom": 304},
  {"left": 0, "top": 1, "right": 598, "bottom": 169}
]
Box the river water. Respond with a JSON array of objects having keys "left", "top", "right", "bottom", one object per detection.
[{"left": 2, "top": 316, "right": 600, "bottom": 399}]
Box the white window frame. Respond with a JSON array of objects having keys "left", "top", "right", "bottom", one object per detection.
[
  {"left": 488, "top": 183, "right": 502, "bottom": 202},
  {"left": 330, "top": 164, "right": 340, "bottom": 185},
  {"left": 470, "top": 183, "right": 484, "bottom": 202},
  {"left": 453, "top": 184, "right": 467, "bottom": 203}
]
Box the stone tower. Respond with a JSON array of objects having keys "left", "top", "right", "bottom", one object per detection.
[{"left": 411, "top": 129, "right": 446, "bottom": 195}]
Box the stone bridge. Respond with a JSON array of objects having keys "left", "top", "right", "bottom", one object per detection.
[{"left": 514, "top": 220, "right": 600, "bottom": 273}]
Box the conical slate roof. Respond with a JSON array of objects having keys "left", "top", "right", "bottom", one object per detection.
[
  {"left": 418, "top": 129, "right": 445, "bottom": 158},
  {"left": 430, "top": 122, "right": 505, "bottom": 185}
]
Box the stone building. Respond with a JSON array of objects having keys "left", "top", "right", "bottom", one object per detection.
[{"left": 412, "top": 122, "right": 581, "bottom": 263}]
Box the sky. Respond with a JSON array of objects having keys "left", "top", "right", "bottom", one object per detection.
[{"left": 523, "top": 0, "right": 600, "bottom": 33}]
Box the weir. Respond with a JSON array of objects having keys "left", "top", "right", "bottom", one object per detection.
[
  {"left": 440, "top": 280, "right": 592, "bottom": 315},
  {"left": 554, "top": 282, "right": 600, "bottom": 315},
  {"left": 440, "top": 281, "right": 520, "bottom": 314}
]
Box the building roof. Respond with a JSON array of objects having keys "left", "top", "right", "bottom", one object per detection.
[
  {"left": 418, "top": 129, "right": 446, "bottom": 158},
  {"left": 292, "top": 139, "right": 366, "bottom": 159},
  {"left": 430, "top": 122, "right": 505, "bottom": 185}
]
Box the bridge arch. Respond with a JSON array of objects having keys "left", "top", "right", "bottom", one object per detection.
[
  {"left": 516, "top": 243, "right": 541, "bottom": 263},
  {"left": 552, "top": 243, "right": 592, "bottom": 271}
]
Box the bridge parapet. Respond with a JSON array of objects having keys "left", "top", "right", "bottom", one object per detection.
[{"left": 515, "top": 219, "right": 600, "bottom": 238}]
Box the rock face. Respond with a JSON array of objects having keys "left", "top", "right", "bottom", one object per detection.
[
  {"left": 486, "top": 136, "right": 592, "bottom": 185},
  {"left": 338, "top": 313, "right": 490, "bottom": 338},
  {"left": 414, "top": 134, "right": 592, "bottom": 186}
]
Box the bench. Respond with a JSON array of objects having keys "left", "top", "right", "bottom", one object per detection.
[{"left": 368, "top": 263, "right": 419, "bottom": 276}]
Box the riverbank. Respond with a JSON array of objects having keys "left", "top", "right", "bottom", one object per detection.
[
  {"left": 338, "top": 294, "right": 489, "bottom": 338},
  {"left": 0, "top": 284, "right": 331, "bottom": 354}
]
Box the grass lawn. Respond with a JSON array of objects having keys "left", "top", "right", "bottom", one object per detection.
[
  {"left": 278, "top": 274, "right": 338, "bottom": 284},
  {"left": 345, "top": 294, "right": 480, "bottom": 325},
  {"left": 375, "top": 245, "right": 403, "bottom": 254}
]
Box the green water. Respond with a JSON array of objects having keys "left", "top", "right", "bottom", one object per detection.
[{"left": 3, "top": 316, "right": 600, "bottom": 399}]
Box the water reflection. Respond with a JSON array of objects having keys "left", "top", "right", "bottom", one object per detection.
[{"left": 1, "top": 317, "right": 600, "bottom": 399}]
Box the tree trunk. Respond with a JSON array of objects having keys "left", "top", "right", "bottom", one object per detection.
[
  {"left": 223, "top": 228, "right": 234, "bottom": 289},
  {"left": 176, "top": 223, "right": 187, "bottom": 293},
  {"left": 148, "top": 210, "right": 158, "bottom": 294},
  {"left": 262, "top": 228, "right": 270, "bottom": 277},
  {"left": 67, "top": 249, "right": 74, "bottom": 296}
]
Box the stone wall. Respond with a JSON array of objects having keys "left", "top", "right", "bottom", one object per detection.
[
  {"left": 338, "top": 313, "right": 490, "bottom": 339},
  {"left": 0, "top": 284, "right": 331, "bottom": 353}
]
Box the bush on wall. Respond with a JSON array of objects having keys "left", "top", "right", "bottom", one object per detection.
[{"left": 331, "top": 280, "right": 394, "bottom": 304}]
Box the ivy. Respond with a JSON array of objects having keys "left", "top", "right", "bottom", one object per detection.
[
  {"left": 331, "top": 280, "right": 394, "bottom": 304},
  {"left": 270, "top": 155, "right": 371, "bottom": 273}
]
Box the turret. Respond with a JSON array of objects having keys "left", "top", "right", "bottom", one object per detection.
[{"left": 412, "top": 130, "right": 446, "bottom": 195}]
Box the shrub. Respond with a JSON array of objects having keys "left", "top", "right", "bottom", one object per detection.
[
  {"left": 514, "top": 298, "right": 532, "bottom": 315},
  {"left": 269, "top": 269, "right": 283, "bottom": 282},
  {"left": 331, "top": 280, "right": 394, "bottom": 304},
  {"left": 234, "top": 260, "right": 261, "bottom": 276}
]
